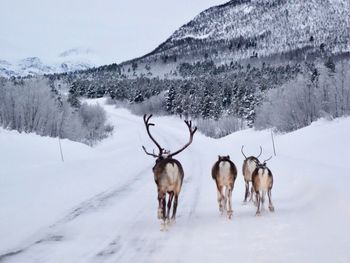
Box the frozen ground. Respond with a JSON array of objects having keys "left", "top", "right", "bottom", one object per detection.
[{"left": 1, "top": 99, "right": 350, "bottom": 262}]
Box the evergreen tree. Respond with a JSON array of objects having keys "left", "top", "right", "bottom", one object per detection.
[
  {"left": 67, "top": 83, "right": 81, "bottom": 108},
  {"left": 133, "top": 89, "right": 144, "bottom": 103},
  {"left": 222, "top": 87, "right": 232, "bottom": 108},
  {"left": 166, "top": 86, "right": 176, "bottom": 114},
  {"left": 201, "top": 88, "right": 214, "bottom": 119}
]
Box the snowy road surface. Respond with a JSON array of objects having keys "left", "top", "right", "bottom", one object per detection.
[{"left": 1, "top": 99, "right": 350, "bottom": 262}]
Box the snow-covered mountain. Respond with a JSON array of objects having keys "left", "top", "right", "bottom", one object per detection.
[
  {"left": 0, "top": 48, "right": 96, "bottom": 78},
  {"left": 121, "top": 0, "right": 350, "bottom": 75},
  {"left": 4, "top": 1, "right": 348, "bottom": 79}
]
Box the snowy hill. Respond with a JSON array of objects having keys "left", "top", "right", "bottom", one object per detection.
[
  {"left": 1, "top": 99, "right": 350, "bottom": 262},
  {"left": 121, "top": 0, "right": 350, "bottom": 76},
  {"left": 0, "top": 48, "right": 95, "bottom": 78}
]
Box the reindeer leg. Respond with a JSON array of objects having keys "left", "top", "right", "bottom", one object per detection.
[
  {"left": 243, "top": 181, "right": 249, "bottom": 203},
  {"left": 222, "top": 186, "right": 228, "bottom": 215},
  {"left": 158, "top": 192, "right": 167, "bottom": 231},
  {"left": 268, "top": 188, "right": 275, "bottom": 212},
  {"left": 217, "top": 185, "right": 224, "bottom": 215},
  {"left": 261, "top": 190, "right": 266, "bottom": 206},
  {"left": 160, "top": 197, "right": 168, "bottom": 231},
  {"left": 166, "top": 192, "right": 174, "bottom": 224},
  {"left": 252, "top": 186, "right": 258, "bottom": 206},
  {"left": 157, "top": 191, "right": 165, "bottom": 220},
  {"left": 171, "top": 194, "right": 179, "bottom": 223},
  {"left": 255, "top": 192, "right": 261, "bottom": 216},
  {"left": 249, "top": 185, "right": 254, "bottom": 202},
  {"left": 162, "top": 197, "right": 166, "bottom": 219},
  {"left": 227, "top": 186, "right": 233, "bottom": 219}
]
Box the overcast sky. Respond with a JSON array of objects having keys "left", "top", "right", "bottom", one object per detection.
[{"left": 0, "top": 0, "right": 228, "bottom": 65}]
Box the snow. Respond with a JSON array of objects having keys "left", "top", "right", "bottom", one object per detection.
[
  {"left": 175, "top": 32, "right": 212, "bottom": 40},
  {"left": 1, "top": 99, "right": 350, "bottom": 262},
  {"left": 0, "top": 52, "right": 95, "bottom": 78}
]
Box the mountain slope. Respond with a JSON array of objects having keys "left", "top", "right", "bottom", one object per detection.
[
  {"left": 1, "top": 99, "right": 350, "bottom": 262},
  {"left": 122, "top": 0, "right": 350, "bottom": 76}
]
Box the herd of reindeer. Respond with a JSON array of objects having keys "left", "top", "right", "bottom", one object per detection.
[{"left": 142, "top": 114, "right": 274, "bottom": 230}]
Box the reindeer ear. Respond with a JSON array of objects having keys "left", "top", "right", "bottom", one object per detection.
[
  {"left": 227, "top": 155, "right": 230, "bottom": 159},
  {"left": 218, "top": 155, "right": 221, "bottom": 160}
]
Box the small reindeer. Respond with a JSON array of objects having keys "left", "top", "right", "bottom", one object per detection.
[
  {"left": 211, "top": 155, "right": 237, "bottom": 219},
  {"left": 251, "top": 156, "right": 274, "bottom": 216},
  {"left": 142, "top": 114, "right": 197, "bottom": 230},
  {"left": 241, "top": 146, "right": 262, "bottom": 203}
]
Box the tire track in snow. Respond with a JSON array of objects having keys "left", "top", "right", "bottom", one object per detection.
[
  {"left": 91, "top": 130, "right": 182, "bottom": 262},
  {"left": 56, "top": 167, "right": 150, "bottom": 225},
  {"left": 91, "top": 123, "right": 201, "bottom": 263},
  {"left": 32, "top": 122, "right": 178, "bottom": 263},
  {"left": 94, "top": 210, "right": 168, "bottom": 263},
  {"left": 139, "top": 133, "right": 207, "bottom": 263},
  {"left": 168, "top": 143, "right": 207, "bottom": 263},
  {"left": 0, "top": 115, "right": 203, "bottom": 263},
  {"left": 168, "top": 130, "right": 204, "bottom": 221},
  {"left": 0, "top": 166, "right": 151, "bottom": 262},
  {"left": 179, "top": 149, "right": 203, "bottom": 220}
]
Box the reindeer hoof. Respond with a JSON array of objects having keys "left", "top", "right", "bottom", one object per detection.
[
  {"left": 160, "top": 221, "right": 168, "bottom": 231},
  {"left": 255, "top": 211, "right": 261, "bottom": 216},
  {"left": 157, "top": 209, "right": 163, "bottom": 219},
  {"left": 228, "top": 211, "right": 233, "bottom": 219},
  {"left": 170, "top": 218, "right": 176, "bottom": 225},
  {"left": 269, "top": 206, "right": 275, "bottom": 212}
]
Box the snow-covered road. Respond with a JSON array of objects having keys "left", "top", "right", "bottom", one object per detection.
[{"left": 1, "top": 99, "right": 350, "bottom": 262}]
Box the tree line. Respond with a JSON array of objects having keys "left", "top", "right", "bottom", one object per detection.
[{"left": 0, "top": 77, "right": 112, "bottom": 145}]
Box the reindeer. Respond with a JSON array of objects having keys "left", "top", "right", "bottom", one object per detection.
[
  {"left": 251, "top": 156, "right": 275, "bottom": 216},
  {"left": 211, "top": 155, "right": 237, "bottom": 219},
  {"left": 241, "top": 146, "right": 262, "bottom": 203},
  {"left": 142, "top": 114, "right": 197, "bottom": 230}
]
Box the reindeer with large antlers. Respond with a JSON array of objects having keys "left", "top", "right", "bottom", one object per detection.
[
  {"left": 142, "top": 114, "right": 197, "bottom": 230},
  {"left": 241, "top": 146, "right": 262, "bottom": 203},
  {"left": 251, "top": 156, "right": 274, "bottom": 216}
]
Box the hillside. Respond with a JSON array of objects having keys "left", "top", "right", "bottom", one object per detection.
[
  {"left": 3, "top": 0, "right": 349, "bottom": 79},
  {"left": 120, "top": 0, "right": 350, "bottom": 77},
  {"left": 1, "top": 99, "right": 350, "bottom": 262}
]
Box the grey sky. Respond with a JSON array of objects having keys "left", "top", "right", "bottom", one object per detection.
[{"left": 0, "top": 0, "right": 228, "bottom": 65}]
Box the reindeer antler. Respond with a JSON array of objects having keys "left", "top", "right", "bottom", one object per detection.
[
  {"left": 257, "top": 146, "right": 263, "bottom": 158},
  {"left": 142, "top": 146, "right": 159, "bottom": 158},
  {"left": 241, "top": 145, "right": 262, "bottom": 159},
  {"left": 168, "top": 120, "right": 197, "bottom": 158},
  {"left": 241, "top": 145, "right": 247, "bottom": 159},
  {"left": 142, "top": 114, "right": 164, "bottom": 157},
  {"left": 263, "top": 156, "right": 272, "bottom": 163}
]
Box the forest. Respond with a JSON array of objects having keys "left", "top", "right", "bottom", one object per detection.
[
  {"left": 1, "top": 54, "right": 349, "bottom": 140},
  {"left": 59, "top": 55, "right": 350, "bottom": 136}
]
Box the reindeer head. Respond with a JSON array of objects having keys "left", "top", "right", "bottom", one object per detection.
[
  {"left": 218, "top": 155, "right": 231, "bottom": 162},
  {"left": 142, "top": 114, "right": 197, "bottom": 164},
  {"left": 255, "top": 156, "right": 272, "bottom": 169}
]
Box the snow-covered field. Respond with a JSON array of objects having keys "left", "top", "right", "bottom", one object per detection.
[{"left": 1, "top": 99, "right": 350, "bottom": 263}]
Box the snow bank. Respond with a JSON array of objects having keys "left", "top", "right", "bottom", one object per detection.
[{"left": 1, "top": 101, "right": 349, "bottom": 262}]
